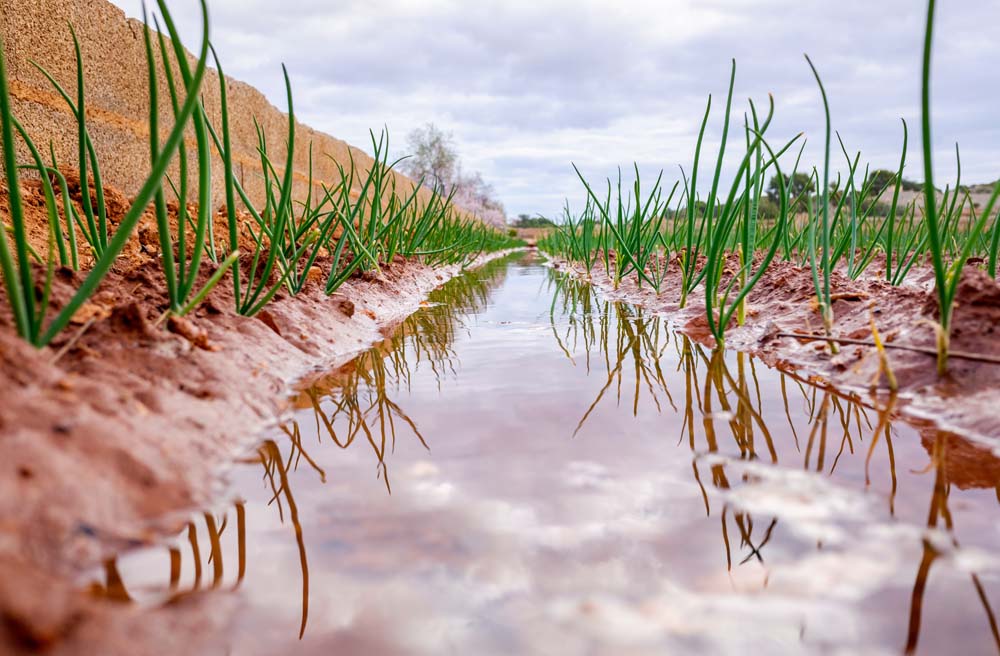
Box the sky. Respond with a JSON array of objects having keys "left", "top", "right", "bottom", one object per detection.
[{"left": 109, "top": 0, "right": 1000, "bottom": 220}]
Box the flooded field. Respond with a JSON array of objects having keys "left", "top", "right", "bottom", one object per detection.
[{"left": 89, "top": 254, "right": 1000, "bottom": 655}]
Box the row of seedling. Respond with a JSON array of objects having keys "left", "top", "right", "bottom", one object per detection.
[
  {"left": 0, "top": 0, "right": 521, "bottom": 349},
  {"left": 540, "top": 0, "right": 999, "bottom": 374}
]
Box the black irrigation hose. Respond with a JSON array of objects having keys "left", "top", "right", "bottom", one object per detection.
[{"left": 775, "top": 332, "right": 1000, "bottom": 366}]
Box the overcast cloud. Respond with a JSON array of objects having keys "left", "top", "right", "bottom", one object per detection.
[{"left": 110, "top": 0, "right": 1000, "bottom": 219}]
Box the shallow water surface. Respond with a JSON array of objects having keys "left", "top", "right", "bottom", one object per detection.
[{"left": 93, "top": 254, "right": 1000, "bottom": 655}]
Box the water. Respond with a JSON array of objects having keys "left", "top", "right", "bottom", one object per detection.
[{"left": 90, "top": 253, "right": 1000, "bottom": 655}]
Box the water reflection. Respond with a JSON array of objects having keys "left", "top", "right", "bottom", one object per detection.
[
  {"left": 906, "top": 433, "right": 1000, "bottom": 653},
  {"left": 88, "top": 255, "right": 1000, "bottom": 655},
  {"left": 550, "top": 282, "right": 678, "bottom": 432},
  {"left": 86, "top": 255, "right": 514, "bottom": 611},
  {"left": 281, "top": 254, "right": 513, "bottom": 492},
  {"left": 551, "top": 275, "right": 1000, "bottom": 646},
  {"left": 87, "top": 500, "right": 247, "bottom": 602}
]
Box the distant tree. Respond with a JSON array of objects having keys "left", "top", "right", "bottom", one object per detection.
[
  {"left": 511, "top": 215, "right": 555, "bottom": 228},
  {"left": 757, "top": 196, "right": 780, "bottom": 220},
  {"left": 829, "top": 179, "right": 843, "bottom": 206},
  {"left": 865, "top": 170, "right": 922, "bottom": 193},
  {"left": 867, "top": 169, "right": 898, "bottom": 194},
  {"left": 675, "top": 200, "right": 719, "bottom": 218},
  {"left": 400, "top": 123, "right": 507, "bottom": 226},
  {"left": 766, "top": 172, "right": 814, "bottom": 208},
  {"left": 452, "top": 168, "right": 507, "bottom": 227},
  {"left": 400, "top": 123, "right": 458, "bottom": 191}
]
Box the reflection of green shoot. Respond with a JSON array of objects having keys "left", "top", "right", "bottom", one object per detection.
[
  {"left": 88, "top": 499, "right": 248, "bottom": 603},
  {"left": 258, "top": 440, "right": 310, "bottom": 639},
  {"left": 904, "top": 432, "right": 1000, "bottom": 654},
  {"left": 284, "top": 254, "right": 512, "bottom": 491}
]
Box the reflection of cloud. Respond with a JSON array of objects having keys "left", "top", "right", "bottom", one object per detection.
[
  {"left": 86, "top": 261, "right": 1000, "bottom": 654},
  {"left": 111, "top": 0, "right": 1000, "bottom": 218},
  {"left": 716, "top": 457, "right": 872, "bottom": 544},
  {"left": 228, "top": 443, "right": 1000, "bottom": 655}
]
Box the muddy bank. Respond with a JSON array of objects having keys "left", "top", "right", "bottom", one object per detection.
[
  {"left": 551, "top": 256, "right": 1000, "bottom": 445},
  {"left": 0, "top": 228, "right": 515, "bottom": 653}
]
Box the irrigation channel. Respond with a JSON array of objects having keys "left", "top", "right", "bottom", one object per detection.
[{"left": 87, "top": 253, "right": 1000, "bottom": 655}]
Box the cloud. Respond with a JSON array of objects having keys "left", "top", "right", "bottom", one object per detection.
[{"left": 110, "top": 0, "right": 1000, "bottom": 219}]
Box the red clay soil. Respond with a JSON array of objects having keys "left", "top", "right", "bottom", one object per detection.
[
  {"left": 0, "top": 179, "right": 511, "bottom": 654},
  {"left": 561, "top": 252, "right": 1000, "bottom": 444}
]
